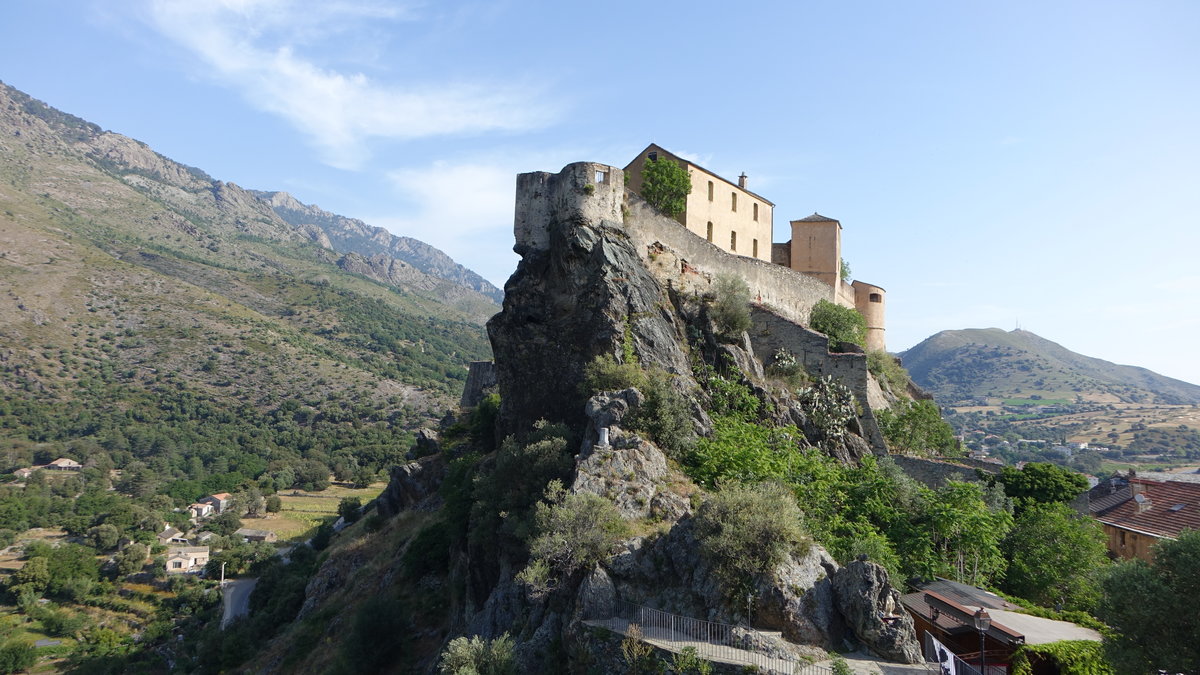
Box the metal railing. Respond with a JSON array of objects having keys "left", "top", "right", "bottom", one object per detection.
[{"left": 594, "top": 600, "right": 833, "bottom": 675}]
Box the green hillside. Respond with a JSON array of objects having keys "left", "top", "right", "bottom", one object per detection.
[
  {"left": 900, "top": 328, "right": 1200, "bottom": 406},
  {"left": 0, "top": 80, "right": 494, "bottom": 491}
]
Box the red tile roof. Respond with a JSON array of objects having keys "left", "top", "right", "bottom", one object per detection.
[{"left": 1092, "top": 479, "right": 1200, "bottom": 539}]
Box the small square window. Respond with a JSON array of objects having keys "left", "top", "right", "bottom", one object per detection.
[{"left": 595, "top": 170, "right": 608, "bottom": 184}]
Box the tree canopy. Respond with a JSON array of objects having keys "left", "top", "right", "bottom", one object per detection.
[
  {"left": 809, "top": 299, "right": 866, "bottom": 349},
  {"left": 1098, "top": 529, "right": 1200, "bottom": 673},
  {"left": 640, "top": 156, "right": 691, "bottom": 217}
]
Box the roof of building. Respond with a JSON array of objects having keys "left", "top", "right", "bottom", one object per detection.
[
  {"left": 208, "top": 493, "right": 232, "bottom": 500},
  {"left": 1091, "top": 478, "right": 1200, "bottom": 539},
  {"left": 899, "top": 590, "right": 1024, "bottom": 646},
  {"left": 49, "top": 457, "right": 81, "bottom": 466},
  {"left": 625, "top": 143, "right": 775, "bottom": 206},
  {"left": 166, "top": 546, "right": 209, "bottom": 556},
  {"left": 235, "top": 528, "right": 274, "bottom": 538},
  {"left": 157, "top": 526, "right": 182, "bottom": 539},
  {"left": 794, "top": 212, "right": 839, "bottom": 223},
  {"left": 911, "top": 578, "right": 1022, "bottom": 611}
]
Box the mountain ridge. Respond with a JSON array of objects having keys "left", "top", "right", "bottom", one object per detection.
[{"left": 900, "top": 327, "right": 1200, "bottom": 405}]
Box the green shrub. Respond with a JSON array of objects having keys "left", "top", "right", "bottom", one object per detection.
[
  {"left": 711, "top": 274, "right": 752, "bottom": 338},
  {"left": 526, "top": 480, "right": 628, "bottom": 578},
  {"left": 672, "top": 645, "right": 713, "bottom": 674},
  {"left": 876, "top": 399, "right": 960, "bottom": 456},
  {"left": 700, "top": 368, "right": 760, "bottom": 421},
  {"left": 1011, "top": 640, "right": 1113, "bottom": 675},
  {"left": 469, "top": 393, "right": 501, "bottom": 450},
  {"left": 766, "top": 348, "right": 808, "bottom": 390},
  {"left": 809, "top": 299, "right": 865, "bottom": 349},
  {"left": 830, "top": 654, "right": 853, "bottom": 675},
  {"left": 337, "top": 497, "right": 362, "bottom": 524},
  {"left": 631, "top": 369, "right": 696, "bottom": 458},
  {"left": 621, "top": 624, "right": 657, "bottom": 673},
  {"left": 797, "top": 376, "right": 857, "bottom": 453},
  {"left": 0, "top": 640, "right": 36, "bottom": 675},
  {"left": 693, "top": 482, "right": 810, "bottom": 597},
  {"left": 640, "top": 156, "right": 691, "bottom": 217},
  {"left": 581, "top": 354, "right": 645, "bottom": 394},
  {"left": 438, "top": 632, "right": 517, "bottom": 675},
  {"left": 866, "top": 350, "right": 908, "bottom": 393}
]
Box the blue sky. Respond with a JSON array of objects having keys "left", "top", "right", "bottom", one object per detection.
[{"left": 4, "top": 0, "right": 1199, "bottom": 385}]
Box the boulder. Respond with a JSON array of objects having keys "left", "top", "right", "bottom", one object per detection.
[{"left": 830, "top": 559, "right": 922, "bottom": 663}]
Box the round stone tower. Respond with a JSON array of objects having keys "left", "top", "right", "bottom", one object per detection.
[{"left": 851, "top": 280, "right": 886, "bottom": 352}]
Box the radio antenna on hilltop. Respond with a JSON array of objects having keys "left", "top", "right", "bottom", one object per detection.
[{"left": 1015, "top": 319, "right": 1021, "bottom": 331}]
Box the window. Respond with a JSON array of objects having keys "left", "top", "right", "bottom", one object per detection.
[
  {"left": 708, "top": 181, "right": 714, "bottom": 201},
  {"left": 752, "top": 203, "right": 758, "bottom": 221},
  {"left": 730, "top": 231, "right": 737, "bottom": 251},
  {"left": 648, "top": 151, "right": 658, "bottom": 161},
  {"left": 869, "top": 293, "right": 882, "bottom": 303},
  {"left": 172, "top": 561, "right": 182, "bottom": 569},
  {"left": 595, "top": 170, "right": 608, "bottom": 184},
  {"left": 706, "top": 222, "right": 713, "bottom": 242},
  {"left": 752, "top": 239, "right": 758, "bottom": 257},
  {"left": 731, "top": 192, "right": 737, "bottom": 212}
]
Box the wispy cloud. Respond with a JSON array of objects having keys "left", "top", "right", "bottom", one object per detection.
[
  {"left": 146, "top": 0, "right": 556, "bottom": 169},
  {"left": 374, "top": 160, "right": 522, "bottom": 287},
  {"left": 374, "top": 148, "right": 593, "bottom": 286}
]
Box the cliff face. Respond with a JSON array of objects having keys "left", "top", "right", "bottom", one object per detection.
[
  {"left": 467, "top": 162, "right": 917, "bottom": 667},
  {"left": 279, "top": 161, "right": 920, "bottom": 673}
]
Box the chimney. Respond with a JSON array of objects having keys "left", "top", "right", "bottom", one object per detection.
[
  {"left": 1130, "top": 481, "right": 1145, "bottom": 497},
  {"left": 738, "top": 172, "right": 747, "bottom": 189}
]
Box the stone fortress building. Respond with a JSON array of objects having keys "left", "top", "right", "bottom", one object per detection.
[{"left": 621, "top": 144, "right": 886, "bottom": 351}]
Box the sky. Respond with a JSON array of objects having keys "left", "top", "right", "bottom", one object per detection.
[{"left": 3, "top": 0, "right": 1199, "bottom": 385}]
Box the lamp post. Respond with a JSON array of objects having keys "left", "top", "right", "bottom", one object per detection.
[{"left": 973, "top": 608, "right": 992, "bottom": 674}]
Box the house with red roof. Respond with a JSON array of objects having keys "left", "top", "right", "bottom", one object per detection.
[{"left": 1088, "top": 477, "right": 1200, "bottom": 561}]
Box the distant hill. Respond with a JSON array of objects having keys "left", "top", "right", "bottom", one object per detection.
[
  {"left": 0, "top": 80, "right": 496, "bottom": 480},
  {"left": 900, "top": 328, "right": 1200, "bottom": 406}
]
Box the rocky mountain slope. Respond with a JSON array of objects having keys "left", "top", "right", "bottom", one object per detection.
[
  {"left": 245, "top": 163, "right": 924, "bottom": 673},
  {"left": 254, "top": 189, "right": 503, "bottom": 304},
  {"left": 901, "top": 328, "right": 1200, "bottom": 406},
  {"left": 0, "top": 80, "right": 494, "bottom": 473}
]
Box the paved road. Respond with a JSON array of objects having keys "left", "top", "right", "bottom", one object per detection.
[{"left": 221, "top": 577, "right": 258, "bottom": 629}]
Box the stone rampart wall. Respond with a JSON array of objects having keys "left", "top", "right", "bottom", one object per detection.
[
  {"left": 890, "top": 455, "right": 1002, "bottom": 489},
  {"left": 622, "top": 195, "right": 835, "bottom": 327},
  {"left": 748, "top": 307, "right": 886, "bottom": 451}
]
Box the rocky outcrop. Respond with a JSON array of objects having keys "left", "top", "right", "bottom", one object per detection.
[
  {"left": 831, "top": 559, "right": 922, "bottom": 663},
  {"left": 375, "top": 454, "right": 446, "bottom": 516},
  {"left": 487, "top": 215, "right": 695, "bottom": 438}
]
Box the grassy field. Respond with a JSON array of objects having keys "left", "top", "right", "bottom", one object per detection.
[{"left": 241, "top": 482, "right": 388, "bottom": 542}]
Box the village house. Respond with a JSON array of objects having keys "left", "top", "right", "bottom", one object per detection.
[
  {"left": 187, "top": 502, "right": 214, "bottom": 519},
  {"left": 1087, "top": 476, "right": 1200, "bottom": 561},
  {"left": 199, "top": 492, "right": 233, "bottom": 514},
  {"left": 165, "top": 546, "right": 209, "bottom": 574},
  {"left": 12, "top": 467, "right": 34, "bottom": 480},
  {"left": 156, "top": 526, "right": 190, "bottom": 546},
  {"left": 47, "top": 457, "right": 82, "bottom": 471}
]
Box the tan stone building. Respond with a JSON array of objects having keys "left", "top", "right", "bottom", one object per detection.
[
  {"left": 624, "top": 144, "right": 774, "bottom": 263},
  {"left": 625, "top": 144, "right": 886, "bottom": 351}
]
